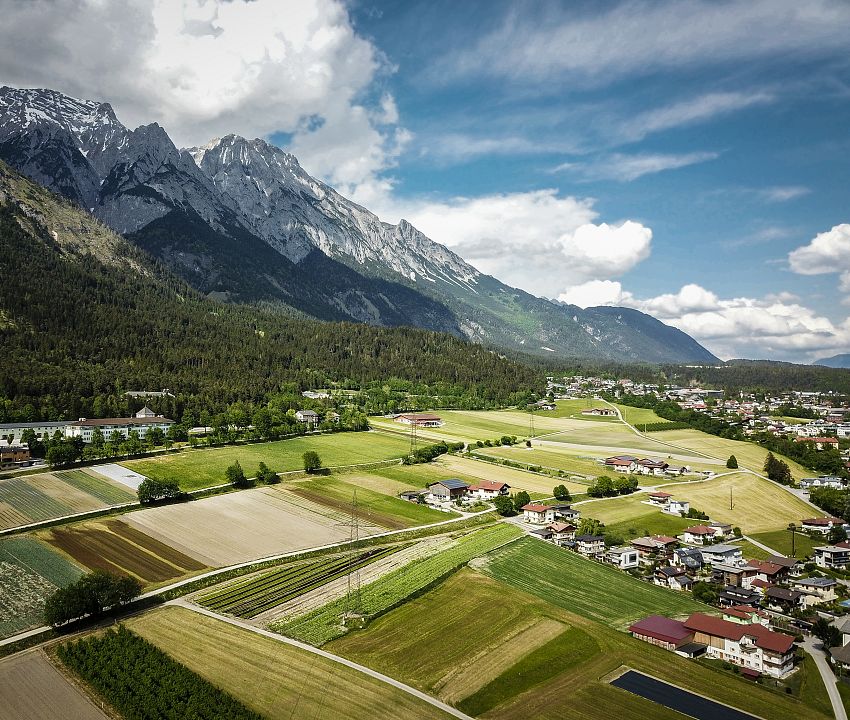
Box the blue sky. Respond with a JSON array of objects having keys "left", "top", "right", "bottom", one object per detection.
[{"left": 2, "top": 0, "right": 850, "bottom": 361}]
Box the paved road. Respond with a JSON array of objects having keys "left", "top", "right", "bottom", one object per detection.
[
  {"left": 802, "top": 637, "right": 848, "bottom": 720},
  {"left": 170, "top": 599, "right": 473, "bottom": 720},
  {"left": 741, "top": 534, "right": 781, "bottom": 556}
]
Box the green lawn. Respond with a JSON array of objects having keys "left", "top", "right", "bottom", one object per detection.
[
  {"left": 121, "top": 431, "right": 410, "bottom": 490},
  {"left": 601, "top": 509, "right": 692, "bottom": 542},
  {"left": 475, "top": 445, "right": 605, "bottom": 477},
  {"left": 289, "top": 475, "right": 456, "bottom": 529},
  {"left": 481, "top": 537, "right": 706, "bottom": 629},
  {"left": 613, "top": 404, "right": 672, "bottom": 427},
  {"left": 750, "top": 528, "right": 822, "bottom": 559}
]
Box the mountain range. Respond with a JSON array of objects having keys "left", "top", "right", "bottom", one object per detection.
[
  {"left": 0, "top": 86, "right": 718, "bottom": 364},
  {"left": 813, "top": 354, "right": 850, "bottom": 369}
]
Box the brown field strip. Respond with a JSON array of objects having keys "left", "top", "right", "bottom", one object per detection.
[
  {"left": 289, "top": 486, "right": 407, "bottom": 530},
  {"left": 0, "top": 502, "right": 31, "bottom": 529},
  {"left": 45, "top": 521, "right": 206, "bottom": 584},
  {"left": 0, "top": 650, "right": 107, "bottom": 720}
]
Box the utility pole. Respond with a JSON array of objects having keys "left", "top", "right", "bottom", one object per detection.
[
  {"left": 529, "top": 407, "right": 535, "bottom": 438},
  {"left": 346, "top": 490, "right": 361, "bottom": 613},
  {"left": 788, "top": 522, "right": 797, "bottom": 557},
  {"left": 409, "top": 416, "right": 417, "bottom": 454}
]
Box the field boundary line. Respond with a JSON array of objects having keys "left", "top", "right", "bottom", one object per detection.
[
  {"left": 168, "top": 599, "right": 475, "bottom": 720},
  {"left": 466, "top": 451, "right": 594, "bottom": 482}
]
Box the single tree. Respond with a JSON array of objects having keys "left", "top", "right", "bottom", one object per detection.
[
  {"left": 302, "top": 451, "right": 322, "bottom": 473},
  {"left": 256, "top": 461, "right": 280, "bottom": 484},
  {"left": 512, "top": 490, "right": 531, "bottom": 513},
  {"left": 226, "top": 460, "right": 252, "bottom": 488},
  {"left": 576, "top": 517, "right": 605, "bottom": 536},
  {"left": 829, "top": 525, "right": 848, "bottom": 544},
  {"left": 493, "top": 495, "right": 516, "bottom": 516},
  {"left": 137, "top": 478, "right": 181, "bottom": 504},
  {"left": 813, "top": 617, "right": 842, "bottom": 649},
  {"left": 692, "top": 581, "right": 719, "bottom": 605},
  {"left": 726, "top": 455, "right": 738, "bottom": 469},
  {"left": 553, "top": 484, "right": 571, "bottom": 501}
]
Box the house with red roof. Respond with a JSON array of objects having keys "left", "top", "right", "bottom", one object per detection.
[
  {"left": 647, "top": 491, "right": 673, "bottom": 507},
  {"left": 522, "top": 503, "right": 556, "bottom": 524},
  {"left": 467, "top": 480, "right": 510, "bottom": 500},
  {"left": 683, "top": 612, "right": 796, "bottom": 677},
  {"left": 801, "top": 517, "right": 847, "bottom": 535},
  {"left": 604, "top": 455, "right": 638, "bottom": 473},
  {"left": 682, "top": 525, "right": 717, "bottom": 545},
  {"left": 723, "top": 605, "right": 770, "bottom": 627}
]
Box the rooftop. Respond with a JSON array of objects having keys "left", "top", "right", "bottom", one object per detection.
[
  {"left": 429, "top": 478, "right": 469, "bottom": 490},
  {"left": 684, "top": 613, "right": 794, "bottom": 654},
  {"left": 629, "top": 615, "right": 692, "bottom": 645}
]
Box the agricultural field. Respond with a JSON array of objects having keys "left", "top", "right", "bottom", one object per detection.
[
  {"left": 598, "top": 508, "right": 693, "bottom": 542},
  {"left": 122, "top": 484, "right": 374, "bottom": 566},
  {"left": 750, "top": 527, "right": 822, "bottom": 559},
  {"left": 198, "top": 546, "right": 404, "bottom": 618},
  {"left": 0, "top": 536, "right": 84, "bottom": 638},
  {"left": 121, "top": 430, "right": 410, "bottom": 491},
  {"left": 612, "top": 404, "right": 672, "bottom": 427},
  {"left": 329, "top": 563, "right": 825, "bottom": 720},
  {"left": 126, "top": 606, "right": 453, "bottom": 720},
  {"left": 537, "top": 398, "right": 621, "bottom": 421},
  {"left": 580, "top": 472, "right": 820, "bottom": 534},
  {"left": 651, "top": 427, "right": 811, "bottom": 481},
  {"left": 276, "top": 523, "right": 522, "bottom": 645},
  {"left": 0, "top": 469, "right": 135, "bottom": 531},
  {"left": 481, "top": 537, "right": 706, "bottom": 629},
  {"left": 0, "top": 650, "right": 108, "bottom": 720},
  {"left": 288, "top": 475, "right": 454, "bottom": 529},
  {"left": 43, "top": 519, "right": 206, "bottom": 586}
]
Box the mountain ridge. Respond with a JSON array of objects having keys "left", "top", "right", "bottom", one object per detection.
[{"left": 0, "top": 85, "right": 719, "bottom": 364}]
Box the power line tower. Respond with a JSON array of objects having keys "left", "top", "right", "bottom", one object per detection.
[{"left": 345, "top": 490, "right": 362, "bottom": 614}]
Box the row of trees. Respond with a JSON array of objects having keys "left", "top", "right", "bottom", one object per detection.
[
  {"left": 403, "top": 441, "right": 464, "bottom": 465},
  {"left": 44, "top": 571, "right": 141, "bottom": 627},
  {"left": 586, "top": 474, "right": 639, "bottom": 498}
]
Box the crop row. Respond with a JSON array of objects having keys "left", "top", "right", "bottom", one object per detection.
[
  {"left": 0, "top": 480, "right": 72, "bottom": 522},
  {"left": 200, "top": 546, "right": 402, "bottom": 618},
  {"left": 277, "top": 523, "right": 522, "bottom": 646},
  {"left": 57, "top": 470, "right": 136, "bottom": 504}
]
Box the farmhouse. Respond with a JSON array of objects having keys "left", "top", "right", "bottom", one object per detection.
[
  {"left": 295, "top": 409, "right": 320, "bottom": 425},
  {"left": 636, "top": 458, "right": 670, "bottom": 476},
  {"left": 522, "top": 503, "right": 556, "bottom": 524},
  {"left": 801, "top": 517, "right": 847, "bottom": 535},
  {"left": 683, "top": 613, "right": 796, "bottom": 678},
  {"left": 66, "top": 414, "right": 174, "bottom": 442},
  {"left": 467, "top": 480, "right": 510, "bottom": 500},
  {"left": 606, "top": 546, "right": 640, "bottom": 569},
  {"left": 815, "top": 544, "right": 850, "bottom": 570},
  {"left": 394, "top": 413, "right": 443, "bottom": 427},
  {"left": 629, "top": 616, "right": 695, "bottom": 651},
  {"left": 427, "top": 479, "right": 469, "bottom": 502},
  {"left": 604, "top": 455, "right": 638, "bottom": 473}
]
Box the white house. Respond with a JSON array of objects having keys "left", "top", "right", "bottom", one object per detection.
[
  {"left": 791, "top": 577, "right": 838, "bottom": 607},
  {"left": 66, "top": 416, "right": 174, "bottom": 443},
  {"left": 575, "top": 535, "right": 605, "bottom": 558},
  {"left": 699, "top": 544, "right": 744, "bottom": 567},
  {"left": 394, "top": 413, "right": 443, "bottom": 427},
  {"left": 467, "top": 480, "right": 510, "bottom": 500},
  {"left": 606, "top": 546, "right": 640, "bottom": 569},
  {"left": 815, "top": 544, "right": 850, "bottom": 570},
  {"left": 682, "top": 525, "right": 717, "bottom": 544},
  {"left": 647, "top": 491, "right": 673, "bottom": 507},
  {"left": 801, "top": 517, "right": 847, "bottom": 535},
  {"left": 522, "top": 503, "right": 556, "bottom": 524},
  {"left": 295, "top": 410, "right": 320, "bottom": 425},
  {"left": 604, "top": 455, "right": 638, "bottom": 473},
  {"left": 666, "top": 499, "right": 690, "bottom": 515},
  {"left": 800, "top": 476, "right": 844, "bottom": 491}
]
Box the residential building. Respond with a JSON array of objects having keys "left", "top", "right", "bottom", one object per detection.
[
  {"left": 427, "top": 479, "right": 469, "bottom": 502},
  {"left": 683, "top": 613, "right": 796, "bottom": 678},
  {"left": 467, "top": 480, "right": 510, "bottom": 500},
  {"left": 629, "top": 616, "right": 695, "bottom": 651},
  {"left": 522, "top": 503, "right": 557, "bottom": 524},
  {"left": 709, "top": 522, "right": 733, "bottom": 538},
  {"left": 712, "top": 563, "right": 758, "bottom": 588},
  {"left": 607, "top": 546, "right": 640, "bottom": 570},
  {"left": 582, "top": 407, "right": 616, "bottom": 417},
  {"left": 547, "top": 522, "right": 576, "bottom": 544},
  {"left": 815, "top": 544, "right": 850, "bottom": 570},
  {"left": 655, "top": 566, "right": 693, "bottom": 591},
  {"left": 765, "top": 555, "right": 803, "bottom": 577},
  {"left": 796, "top": 437, "right": 839, "bottom": 451},
  {"left": 723, "top": 605, "right": 770, "bottom": 626},
  {"left": 666, "top": 499, "right": 690, "bottom": 515},
  {"left": 682, "top": 525, "right": 718, "bottom": 544},
  {"left": 801, "top": 517, "right": 847, "bottom": 535},
  {"left": 747, "top": 560, "right": 788, "bottom": 584},
  {"left": 647, "top": 491, "right": 673, "bottom": 506},
  {"left": 575, "top": 535, "right": 605, "bottom": 558},
  {"left": 66, "top": 415, "right": 174, "bottom": 442},
  {"left": 637, "top": 459, "right": 670, "bottom": 476},
  {"left": 550, "top": 504, "right": 581, "bottom": 522},
  {"left": 674, "top": 547, "right": 704, "bottom": 571},
  {"left": 604, "top": 455, "right": 638, "bottom": 473},
  {"left": 700, "top": 544, "right": 744, "bottom": 567},
  {"left": 764, "top": 586, "right": 806, "bottom": 613},
  {"left": 394, "top": 413, "right": 443, "bottom": 427},
  {"left": 791, "top": 577, "right": 837, "bottom": 607},
  {"left": 719, "top": 585, "right": 761, "bottom": 607},
  {"left": 800, "top": 476, "right": 845, "bottom": 491},
  {"left": 0, "top": 443, "right": 32, "bottom": 470},
  {"left": 295, "top": 409, "right": 319, "bottom": 425}
]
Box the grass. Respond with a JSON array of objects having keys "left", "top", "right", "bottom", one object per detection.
[
  {"left": 480, "top": 537, "right": 706, "bottom": 629},
  {"left": 55, "top": 469, "right": 136, "bottom": 504},
  {"left": 0, "top": 536, "right": 83, "bottom": 638},
  {"left": 126, "top": 606, "right": 453, "bottom": 719},
  {"left": 289, "top": 475, "right": 455, "bottom": 529},
  {"left": 580, "top": 472, "right": 819, "bottom": 534},
  {"left": 651, "top": 428, "right": 812, "bottom": 481},
  {"left": 613, "top": 404, "right": 672, "bottom": 427},
  {"left": 275, "top": 523, "right": 523, "bottom": 645},
  {"left": 601, "top": 510, "right": 692, "bottom": 542},
  {"left": 436, "top": 453, "right": 590, "bottom": 494},
  {"left": 328, "top": 569, "right": 592, "bottom": 714},
  {"left": 732, "top": 539, "right": 776, "bottom": 561},
  {"left": 796, "top": 651, "right": 834, "bottom": 718},
  {"left": 750, "top": 528, "right": 822, "bottom": 559},
  {"left": 473, "top": 445, "right": 605, "bottom": 477},
  {"left": 121, "top": 431, "right": 410, "bottom": 490}
]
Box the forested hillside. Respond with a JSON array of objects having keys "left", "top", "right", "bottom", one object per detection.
[{"left": 0, "top": 162, "right": 540, "bottom": 421}]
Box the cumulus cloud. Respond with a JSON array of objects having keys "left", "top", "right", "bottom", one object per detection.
[
  {"left": 436, "top": 0, "right": 850, "bottom": 86},
  {"left": 788, "top": 224, "right": 850, "bottom": 275},
  {"left": 0, "top": 0, "right": 404, "bottom": 194},
  {"left": 557, "top": 151, "right": 718, "bottom": 182},
  {"left": 561, "top": 280, "right": 850, "bottom": 361},
  {"left": 375, "top": 190, "right": 651, "bottom": 298}
]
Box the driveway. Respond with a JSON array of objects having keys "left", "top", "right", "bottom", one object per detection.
[{"left": 802, "top": 636, "right": 847, "bottom": 720}]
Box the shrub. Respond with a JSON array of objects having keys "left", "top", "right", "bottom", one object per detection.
[
  {"left": 226, "top": 460, "right": 253, "bottom": 488},
  {"left": 137, "top": 477, "right": 182, "bottom": 504},
  {"left": 726, "top": 455, "right": 738, "bottom": 469},
  {"left": 302, "top": 451, "right": 322, "bottom": 473},
  {"left": 256, "top": 461, "right": 280, "bottom": 484},
  {"left": 493, "top": 495, "right": 516, "bottom": 516}
]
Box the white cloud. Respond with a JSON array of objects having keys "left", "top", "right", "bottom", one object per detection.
[
  {"left": 621, "top": 91, "right": 774, "bottom": 142},
  {"left": 376, "top": 190, "right": 652, "bottom": 297},
  {"left": 0, "top": 0, "right": 404, "bottom": 195},
  {"left": 758, "top": 186, "right": 810, "bottom": 203},
  {"left": 438, "top": 0, "right": 850, "bottom": 86},
  {"left": 562, "top": 280, "right": 850, "bottom": 361},
  {"left": 788, "top": 224, "right": 850, "bottom": 275},
  {"left": 559, "top": 151, "right": 719, "bottom": 182}
]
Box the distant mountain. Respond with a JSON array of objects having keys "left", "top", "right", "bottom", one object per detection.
[
  {"left": 813, "top": 354, "right": 850, "bottom": 369},
  {"left": 0, "top": 85, "right": 719, "bottom": 364}
]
